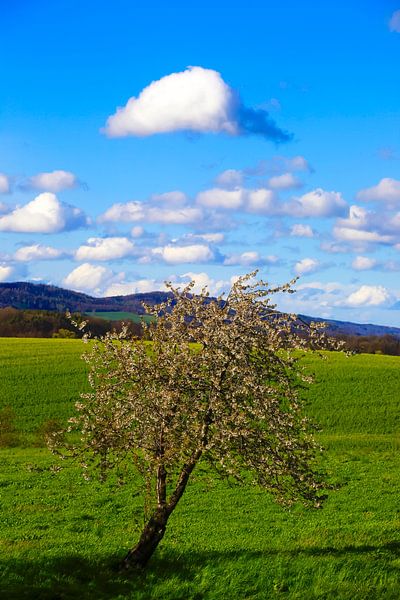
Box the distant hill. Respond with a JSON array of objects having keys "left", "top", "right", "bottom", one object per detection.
[
  {"left": 1, "top": 281, "right": 400, "bottom": 340},
  {"left": 0, "top": 282, "right": 170, "bottom": 313},
  {"left": 298, "top": 314, "right": 400, "bottom": 340}
]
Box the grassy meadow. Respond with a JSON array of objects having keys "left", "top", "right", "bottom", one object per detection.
[
  {"left": 85, "top": 311, "right": 154, "bottom": 324},
  {"left": 0, "top": 338, "right": 399, "bottom": 599}
]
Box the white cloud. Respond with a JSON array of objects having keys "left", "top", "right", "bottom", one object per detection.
[
  {"left": 351, "top": 256, "right": 377, "bottom": 271},
  {"left": 103, "top": 66, "right": 291, "bottom": 142},
  {"left": 0, "top": 173, "right": 11, "bottom": 194},
  {"left": 152, "top": 243, "right": 214, "bottom": 264},
  {"left": 174, "top": 272, "right": 228, "bottom": 295},
  {"left": 99, "top": 200, "right": 203, "bottom": 225},
  {"left": 195, "top": 232, "right": 224, "bottom": 243},
  {"left": 196, "top": 188, "right": 245, "bottom": 210},
  {"left": 150, "top": 191, "right": 188, "bottom": 206},
  {"left": 63, "top": 263, "right": 122, "bottom": 294},
  {"left": 26, "top": 170, "right": 79, "bottom": 192},
  {"left": 289, "top": 188, "right": 347, "bottom": 218},
  {"left": 286, "top": 156, "right": 312, "bottom": 172},
  {"left": 332, "top": 205, "right": 394, "bottom": 245},
  {"left": 196, "top": 186, "right": 277, "bottom": 214},
  {"left": 333, "top": 226, "right": 392, "bottom": 244},
  {"left": 215, "top": 169, "right": 244, "bottom": 188},
  {"left": 337, "top": 205, "right": 369, "bottom": 229},
  {"left": 75, "top": 237, "right": 135, "bottom": 261},
  {"left": 290, "top": 224, "right": 314, "bottom": 238},
  {"left": 181, "top": 232, "right": 224, "bottom": 244},
  {"left": 357, "top": 178, "right": 400, "bottom": 206},
  {"left": 246, "top": 189, "right": 277, "bottom": 213},
  {"left": 345, "top": 285, "right": 392, "bottom": 307},
  {"left": 104, "top": 279, "right": 166, "bottom": 296},
  {"left": 14, "top": 244, "right": 64, "bottom": 262},
  {"left": 389, "top": 10, "right": 400, "bottom": 32},
  {"left": 0, "top": 264, "right": 14, "bottom": 281},
  {"left": 131, "top": 226, "right": 144, "bottom": 237},
  {"left": 100, "top": 201, "right": 144, "bottom": 223},
  {"left": 0, "top": 193, "right": 88, "bottom": 233},
  {"left": 104, "top": 66, "right": 238, "bottom": 138},
  {"left": 146, "top": 206, "right": 203, "bottom": 225},
  {"left": 224, "top": 251, "right": 279, "bottom": 266},
  {"left": 268, "top": 172, "right": 302, "bottom": 190},
  {"left": 294, "top": 257, "right": 320, "bottom": 275}
]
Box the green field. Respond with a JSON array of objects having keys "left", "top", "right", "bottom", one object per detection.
[
  {"left": 0, "top": 338, "right": 399, "bottom": 599},
  {"left": 85, "top": 311, "right": 154, "bottom": 324}
]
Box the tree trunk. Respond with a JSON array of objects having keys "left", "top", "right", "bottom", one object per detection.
[
  {"left": 121, "top": 508, "right": 169, "bottom": 569},
  {"left": 121, "top": 452, "right": 203, "bottom": 569}
]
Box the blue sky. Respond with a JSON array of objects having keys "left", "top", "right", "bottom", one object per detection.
[{"left": 1, "top": 0, "right": 400, "bottom": 325}]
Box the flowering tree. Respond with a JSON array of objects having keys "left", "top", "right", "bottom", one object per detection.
[{"left": 53, "top": 272, "right": 338, "bottom": 569}]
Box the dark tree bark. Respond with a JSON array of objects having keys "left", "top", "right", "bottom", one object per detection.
[
  {"left": 121, "top": 508, "right": 169, "bottom": 569},
  {"left": 121, "top": 451, "right": 202, "bottom": 569}
]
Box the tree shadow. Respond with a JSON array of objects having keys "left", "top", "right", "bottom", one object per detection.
[{"left": 1, "top": 542, "right": 400, "bottom": 600}]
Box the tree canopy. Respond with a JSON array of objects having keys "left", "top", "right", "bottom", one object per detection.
[{"left": 51, "top": 272, "right": 339, "bottom": 569}]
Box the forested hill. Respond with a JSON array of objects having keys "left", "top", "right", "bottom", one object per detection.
[
  {"left": 0, "top": 282, "right": 170, "bottom": 313},
  {"left": 1, "top": 281, "right": 400, "bottom": 340}
]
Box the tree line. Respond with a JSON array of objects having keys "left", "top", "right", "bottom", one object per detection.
[
  {"left": 0, "top": 307, "right": 142, "bottom": 338},
  {"left": 339, "top": 333, "right": 400, "bottom": 356}
]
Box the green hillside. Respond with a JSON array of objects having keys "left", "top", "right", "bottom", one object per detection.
[{"left": 0, "top": 338, "right": 399, "bottom": 599}]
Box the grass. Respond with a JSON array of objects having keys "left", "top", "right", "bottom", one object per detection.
[
  {"left": 0, "top": 338, "right": 399, "bottom": 599},
  {"left": 85, "top": 311, "right": 154, "bottom": 324}
]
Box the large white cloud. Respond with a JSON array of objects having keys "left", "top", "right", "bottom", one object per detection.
[
  {"left": 105, "top": 66, "right": 238, "bottom": 137},
  {"left": 103, "top": 66, "right": 291, "bottom": 141},
  {"left": 152, "top": 243, "right": 214, "bottom": 264},
  {"left": 14, "top": 244, "right": 64, "bottom": 262},
  {"left": 357, "top": 178, "right": 400, "bottom": 206},
  {"left": 75, "top": 237, "right": 135, "bottom": 261},
  {"left": 0, "top": 193, "right": 88, "bottom": 233},
  {"left": 0, "top": 173, "right": 11, "bottom": 194},
  {"left": 63, "top": 263, "right": 123, "bottom": 294},
  {"left": 289, "top": 188, "right": 347, "bottom": 218},
  {"left": 25, "top": 170, "right": 79, "bottom": 192},
  {"left": 345, "top": 285, "right": 392, "bottom": 307}
]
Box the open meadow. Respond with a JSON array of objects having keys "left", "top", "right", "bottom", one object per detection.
[{"left": 0, "top": 338, "right": 399, "bottom": 599}]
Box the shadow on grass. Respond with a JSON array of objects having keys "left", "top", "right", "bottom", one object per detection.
[{"left": 1, "top": 542, "right": 400, "bottom": 600}]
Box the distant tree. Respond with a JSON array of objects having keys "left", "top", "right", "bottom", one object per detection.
[{"left": 51, "top": 272, "right": 340, "bottom": 569}]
